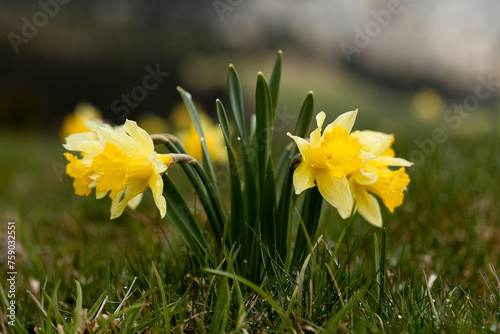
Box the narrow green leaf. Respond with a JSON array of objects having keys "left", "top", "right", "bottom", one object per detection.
[
  {"left": 228, "top": 65, "right": 258, "bottom": 242},
  {"left": 192, "top": 163, "right": 227, "bottom": 245},
  {"left": 291, "top": 187, "right": 323, "bottom": 267},
  {"left": 255, "top": 73, "right": 276, "bottom": 254},
  {"left": 87, "top": 290, "right": 108, "bottom": 320},
  {"left": 176, "top": 86, "right": 218, "bottom": 187},
  {"left": 162, "top": 140, "right": 225, "bottom": 250},
  {"left": 293, "top": 91, "right": 315, "bottom": 140},
  {"left": 228, "top": 64, "right": 246, "bottom": 141},
  {"left": 268, "top": 50, "right": 282, "bottom": 121},
  {"left": 378, "top": 228, "right": 386, "bottom": 315},
  {"left": 255, "top": 73, "right": 273, "bottom": 181},
  {"left": 274, "top": 91, "right": 313, "bottom": 184},
  {"left": 162, "top": 174, "right": 211, "bottom": 262},
  {"left": 277, "top": 92, "right": 314, "bottom": 264},
  {"left": 216, "top": 100, "right": 245, "bottom": 252},
  {"left": 263, "top": 161, "right": 277, "bottom": 250}
]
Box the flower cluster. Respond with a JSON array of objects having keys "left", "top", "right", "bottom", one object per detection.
[
  {"left": 288, "top": 110, "right": 412, "bottom": 226},
  {"left": 63, "top": 119, "right": 174, "bottom": 219}
]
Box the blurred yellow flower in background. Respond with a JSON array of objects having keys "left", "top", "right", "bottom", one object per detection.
[
  {"left": 138, "top": 112, "right": 170, "bottom": 134},
  {"left": 171, "top": 103, "right": 227, "bottom": 163},
  {"left": 349, "top": 130, "right": 413, "bottom": 227},
  {"left": 288, "top": 110, "right": 367, "bottom": 218},
  {"left": 412, "top": 89, "right": 444, "bottom": 121},
  {"left": 60, "top": 102, "right": 102, "bottom": 139}
]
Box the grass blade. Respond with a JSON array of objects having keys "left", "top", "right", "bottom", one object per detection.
[
  {"left": 204, "top": 268, "right": 293, "bottom": 330},
  {"left": 208, "top": 278, "right": 230, "bottom": 334},
  {"left": 70, "top": 281, "right": 83, "bottom": 334},
  {"left": 321, "top": 288, "right": 365, "bottom": 333},
  {"left": 152, "top": 262, "right": 170, "bottom": 332}
]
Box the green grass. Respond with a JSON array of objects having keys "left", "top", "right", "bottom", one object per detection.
[{"left": 1, "top": 122, "right": 499, "bottom": 332}]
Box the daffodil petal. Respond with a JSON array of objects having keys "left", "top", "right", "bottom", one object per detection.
[
  {"left": 354, "top": 168, "right": 378, "bottom": 185},
  {"left": 124, "top": 120, "right": 154, "bottom": 155},
  {"left": 127, "top": 192, "right": 143, "bottom": 210},
  {"left": 293, "top": 162, "right": 315, "bottom": 194},
  {"left": 315, "top": 172, "right": 353, "bottom": 218},
  {"left": 110, "top": 181, "right": 148, "bottom": 219},
  {"left": 63, "top": 132, "right": 101, "bottom": 152},
  {"left": 95, "top": 126, "right": 139, "bottom": 157},
  {"left": 356, "top": 189, "right": 383, "bottom": 227},
  {"left": 324, "top": 109, "right": 358, "bottom": 133},
  {"left": 310, "top": 112, "right": 326, "bottom": 147},
  {"left": 372, "top": 156, "right": 413, "bottom": 167},
  {"left": 316, "top": 111, "right": 326, "bottom": 128},
  {"left": 359, "top": 150, "right": 377, "bottom": 163},
  {"left": 148, "top": 174, "right": 167, "bottom": 218},
  {"left": 287, "top": 133, "right": 311, "bottom": 158},
  {"left": 95, "top": 189, "right": 108, "bottom": 199},
  {"left": 110, "top": 189, "right": 125, "bottom": 218},
  {"left": 351, "top": 130, "right": 393, "bottom": 156},
  {"left": 150, "top": 153, "right": 168, "bottom": 174},
  {"left": 84, "top": 118, "right": 112, "bottom": 133}
]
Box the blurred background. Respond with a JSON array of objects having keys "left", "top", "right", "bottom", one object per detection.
[{"left": 1, "top": 0, "right": 499, "bottom": 132}]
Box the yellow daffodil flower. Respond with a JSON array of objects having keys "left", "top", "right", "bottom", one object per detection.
[
  {"left": 172, "top": 104, "right": 227, "bottom": 163},
  {"left": 60, "top": 102, "right": 102, "bottom": 139},
  {"left": 349, "top": 130, "right": 413, "bottom": 227},
  {"left": 287, "top": 110, "right": 367, "bottom": 218},
  {"left": 64, "top": 119, "right": 173, "bottom": 219}
]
